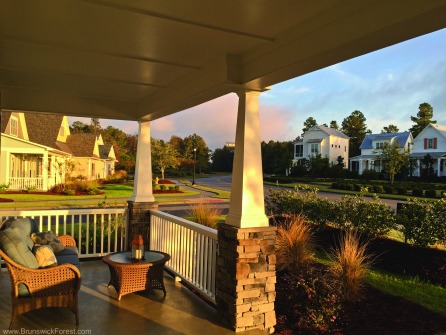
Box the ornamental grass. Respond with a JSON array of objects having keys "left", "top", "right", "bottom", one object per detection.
[
  {"left": 275, "top": 214, "right": 315, "bottom": 272},
  {"left": 328, "top": 229, "right": 373, "bottom": 302}
]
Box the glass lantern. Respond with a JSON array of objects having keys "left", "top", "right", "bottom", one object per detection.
[{"left": 131, "top": 234, "right": 144, "bottom": 260}]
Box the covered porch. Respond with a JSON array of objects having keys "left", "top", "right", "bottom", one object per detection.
[
  {"left": 2, "top": 1, "right": 446, "bottom": 333},
  {"left": 0, "top": 260, "right": 261, "bottom": 335}
]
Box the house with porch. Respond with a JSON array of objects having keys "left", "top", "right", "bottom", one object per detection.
[
  {"left": 293, "top": 125, "right": 349, "bottom": 166},
  {"left": 0, "top": 111, "right": 117, "bottom": 190},
  {"left": 410, "top": 124, "right": 446, "bottom": 177},
  {"left": 349, "top": 132, "right": 413, "bottom": 175}
]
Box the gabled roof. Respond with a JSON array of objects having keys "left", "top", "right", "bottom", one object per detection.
[
  {"left": 66, "top": 133, "right": 99, "bottom": 158},
  {"left": 360, "top": 132, "right": 411, "bottom": 149},
  {"left": 1, "top": 111, "right": 12, "bottom": 133},
  {"left": 414, "top": 123, "right": 446, "bottom": 141},
  {"left": 25, "top": 113, "right": 64, "bottom": 148},
  {"left": 99, "top": 144, "right": 114, "bottom": 159},
  {"left": 306, "top": 125, "right": 349, "bottom": 139}
]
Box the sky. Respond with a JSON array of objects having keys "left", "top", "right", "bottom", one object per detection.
[{"left": 69, "top": 28, "right": 446, "bottom": 150}]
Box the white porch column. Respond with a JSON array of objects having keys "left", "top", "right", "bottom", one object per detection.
[
  {"left": 129, "top": 121, "right": 155, "bottom": 203},
  {"left": 416, "top": 159, "right": 421, "bottom": 177},
  {"left": 358, "top": 159, "right": 363, "bottom": 175},
  {"left": 42, "top": 150, "right": 48, "bottom": 191},
  {"left": 225, "top": 90, "right": 268, "bottom": 228},
  {"left": 437, "top": 158, "right": 441, "bottom": 177}
]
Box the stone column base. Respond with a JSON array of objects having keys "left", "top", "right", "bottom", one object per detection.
[
  {"left": 127, "top": 201, "right": 158, "bottom": 248},
  {"left": 216, "top": 223, "right": 277, "bottom": 333}
]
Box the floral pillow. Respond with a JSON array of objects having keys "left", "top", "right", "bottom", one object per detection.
[
  {"left": 31, "top": 231, "right": 65, "bottom": 253},
  {"left": 33, "top": 245, "right": 58, "bottom": 268}
]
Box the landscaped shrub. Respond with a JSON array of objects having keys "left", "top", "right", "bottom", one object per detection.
[
  {"left": 412, "top": 188, "right": 424, "bottom": 197},
  {"left": 174, "top": 185, "right": 180, "bottom": 191},
  {"left": 334, "top": 193, "right": 396, "bottom": 238},
  {"left": 331, "top": 182, "right": 340, "bottom": 189},
  {"left": 354, "top": 184, "right": 362, "bottom": 191},
  {"left": 328, "top": 230, "right": 372, "bottom": 302},
  {"left": 425, "top": 189, "right": 437, "bottom": 198},
  {"left": 0, "top": 183, "right": 9, "bottom": 193},
  {"left": 345, "top": 183, "right": 354, "bottom": 191},
  {"left": 373, "top": 185, "right": 384, "bottom": 194},
  {"left": 282, "top": 267, "right": 342, "bottom": 333},
  {"left": 159, "top": 184, "right": 166, "bottom": 191},
  {"left": 383, "top": 185, "right": 394, "bottom": 194},
  {"left": 275, "top": 215, "right": 314, "bottom": 271},
  {"left": 397, "top": 187, "right": 407, "bottom": 195},
  {"left": 62, "top": 189, "right": 75, "bottom": 196},
  {"left": 266, "top": 187, "right": 336, "bottom": 227},
  {"left": 397, "top": 198, "right": 446, "bottom": 247},
  {"left": 360, "top": 169, "right": 379, "bottom": 180}
]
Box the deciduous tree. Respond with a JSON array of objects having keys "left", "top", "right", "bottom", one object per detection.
[{"left": 375, "top": 142, "right": 409, "bottom": 184}]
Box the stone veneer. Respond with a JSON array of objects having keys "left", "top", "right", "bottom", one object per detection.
[
  {"left": 127, "top": 201, "right": 158, "bottom": 248},
  {"left": 216, "top": 223, "right": 277, "bottom": 333}
]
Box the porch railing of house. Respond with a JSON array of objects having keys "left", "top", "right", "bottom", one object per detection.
[
  {"left": 149, "top": 210, "right": 218, "bottom": 304},
  {"left": 8, "top": 177, "right": 44, "bottom": 190},
  {"left": 1, "top": 208, "right": 128, "bottom": 258}
]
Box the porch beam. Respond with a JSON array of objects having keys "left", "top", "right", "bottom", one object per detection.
[{"left": 225, "top": 89, "right": 268, "bottom": 228}]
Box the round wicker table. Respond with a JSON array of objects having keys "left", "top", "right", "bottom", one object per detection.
[{"left": 102, "top": 251, "right": 170, "bottom": 300}]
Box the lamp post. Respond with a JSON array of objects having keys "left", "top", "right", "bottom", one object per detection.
[{"left": 192, "top": 148, "right": 197, "bottom": 185}]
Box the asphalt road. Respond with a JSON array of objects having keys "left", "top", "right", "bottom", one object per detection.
[
  {"left": 188, "top": 175, "right": 402, "bottom": 210},
  {"left": 159, "top": 175, "right": 403, "bottom": 218}
]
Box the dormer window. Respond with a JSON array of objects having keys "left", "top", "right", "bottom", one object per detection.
[
  {"left": 424, "top": 138, "right": 437, "bottom": 149},
  {"left": 375, "top": 142, "right": 384, "bottom": 149},
  {"left": 10, "top": 116, "right": 18, "bottom": 136}
]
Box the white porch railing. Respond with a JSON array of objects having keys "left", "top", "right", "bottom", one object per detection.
[
  {"left": 8, "top": 177, "right": 44, "bottom": 190},
  {"left": 1, "top": 208, "right": 128, "bottom": 258},
  {"left": 149, "top": 210, "right": 218, "bottom": 304}
]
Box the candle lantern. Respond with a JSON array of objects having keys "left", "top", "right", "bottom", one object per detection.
[{"left": 131, "top": 233, "right": 144, "bottom": 260}]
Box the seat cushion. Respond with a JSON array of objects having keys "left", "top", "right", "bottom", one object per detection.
[
  {"left": 33, "top": 245, "right": 58, "bottom": 268},
  {"left": 55, "top": 246, "right": 80, "bottom": 268},
  {"left": 31, "top": 231, "right": 65, "bottom": 253},
  {"left": 0, "top": 228, "right": 38, "bottom": 269}
]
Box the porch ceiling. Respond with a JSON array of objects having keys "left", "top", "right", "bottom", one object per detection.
[{"left": 1, "top": 1, "right": 446, "bottom": 121}]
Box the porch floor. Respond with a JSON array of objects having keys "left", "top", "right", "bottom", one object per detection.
[{"left": 0, "top": 260, "right": 267, "bottom": 335}]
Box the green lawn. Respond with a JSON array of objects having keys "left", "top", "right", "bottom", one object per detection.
[
  {"left": 314, "top": 250, "right": 446, "bottom": 316},
  {"left": 0, "top": 183, "right": 200, "bottom": 208},
  {"left": 366, "top": 269, "right": 446, "bottom": 316},
  {"left": 179, "top": 180, "right": 231, "bottom": 199}
]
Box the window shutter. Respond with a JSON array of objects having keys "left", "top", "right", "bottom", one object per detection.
[
  {"left": 434, "top": 137, "right": 437, "bottom": 149},
  {"left": 424, "top": 138, "right": 428, "bottom": 149}
]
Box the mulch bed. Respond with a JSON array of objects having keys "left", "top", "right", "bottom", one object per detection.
[{"left": 275, "top": 226, "right": 446, "bottom": 335}]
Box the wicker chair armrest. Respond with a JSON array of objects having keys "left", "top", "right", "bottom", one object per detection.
[
  {"left": 0, "top": 250, "right": 81, "bottom": 298},
  {"left": 58, "top": 235, "right": 77, "bottom": 247}
]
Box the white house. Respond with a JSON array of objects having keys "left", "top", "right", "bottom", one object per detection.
[
  {"left": 410, "top": 124, "right": 446, "bottom": 177},
  {"left": 349, "top": 132, "right": 413, "bottom": 175},
  {"left": 293, "top": 125, "right": 349, "bottom": 166},
  {"left": 1, "top": 111, "right": 117, "bottom": 191}
]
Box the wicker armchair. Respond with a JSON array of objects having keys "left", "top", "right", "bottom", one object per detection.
[{"left": 0, "top": 237, "right": 81, "bottom": 329}]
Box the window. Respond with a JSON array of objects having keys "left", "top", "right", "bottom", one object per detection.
[
  {"left": 310, "top": 143, "right": 319, "bottom": 154},
  {"left": 295, "top": 144, "right": 303, "bottom": 158},
  {"left": 10, "top": 116, "right": 18, "bottom": 136},
  {"left": 425, "top": 138, "right": 438, "bottom": 149},
  {"left": 59, "top": 126, "right": 65, "bottom": 137},
  {"left": 375, "top": 142, "right": 384, "bottom": 149}
]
